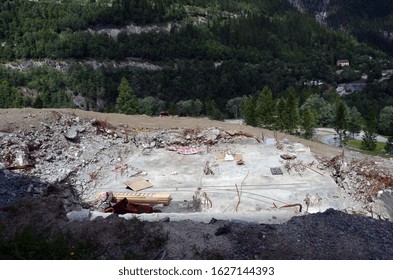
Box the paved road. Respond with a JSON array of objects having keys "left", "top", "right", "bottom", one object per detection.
[{"left": 315, "top": 128, "right": 387, "bottom": 147}]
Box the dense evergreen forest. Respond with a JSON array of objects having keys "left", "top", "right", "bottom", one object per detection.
[
  {"left": 291, "top": 0, "right": 393, "bottom": 55},
  {"left": 0, "top": 0, "right": 393, "bottom": 138},
  {"left": 327, "top": 0, "right": 393, "bottom": 57}
]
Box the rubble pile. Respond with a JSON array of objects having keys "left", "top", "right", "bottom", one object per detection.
[
  {"left": 0, "top": 168, "right": 47, "bottom": 207},
  {"left": 339, "top": 159, "right": 393, "bottom": 201},
  {"left": 130, "top": 127, "right": 260, "bottom": 150},
  {"left": 317, "top": 153, "right": 393, "bottom": 219},
  {"left": 0, "top": 111, "right": 261, "bottom": 210},
  {"left": 0, "top": 112, "right": 134, "bottom": 209}
]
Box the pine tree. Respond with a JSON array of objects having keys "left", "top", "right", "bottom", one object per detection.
[
  {"left": 32, "top": 95, "right": 44, "bottom": 109},
  {"left": 242, "top": 96, "right": 257, "bottom": 127},
  {"left": 361, "top": 130, "right": 377, "bottom": 151},
  {"left": 384, "top": 121, "right": 393, "bottom": 155},
  {"left": 347, "top": 107, "right": 363, "bottom": 139},
  {"left": 255, "top": 86, "right": 275, "bottom": 129},
  {"left": 384, "top": 137, "right": 393, "bottom": 155},
  {"left": 302, "top": 108, "right": 317, "bottom": 139},
  {"left": 115, "top": 77, "right": 139, "bottom": 115},
  {"left": 205, "top": 100, "right": 224, "bottom": 121},
  {"left": 168, "top": 101, "right": 178, "bottom": 116},
  {"left": 334, "top": 101, "right": 349, "bottom": 146},
  {"left": 361, "top": 107, "right": 377, "bottom": 151},
  {"left": 275, "top": 98, "right": 286, "bottom": 131},
  {"left": 284, "top": 88, "right": 299, "bottom": 134}
]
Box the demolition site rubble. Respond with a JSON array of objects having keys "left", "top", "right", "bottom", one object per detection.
[
  {"left": 1, "top": 109, "right": 393, "bottom": 260},
  {"left": 1, "top": 110, "right": 392, "bottom": 222}
]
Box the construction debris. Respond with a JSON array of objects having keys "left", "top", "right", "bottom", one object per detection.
[
  {"left": 284, "top": 160, "right": 306, "bottom": 176},
  {"left": 318, "top": 155, "right": 393, "bottom": 202},
  {"left": 280, "top": 154, "right": 297, "bottom": 160},
  {"left": 64, "top": 127, "right": 79, "bottom": 142},
  {"left": 0, "top": 112, "right": 270, "bottom": 213},
  {"left": 302, "top": 163, "right": 324, "bottom": 176},
  {"left": 112, "top": 164, "right": 129, "bottom": 177},
  {"left": 203, "top": 161, "right": 217, "bottom": 175},
  {"left": 123, "top": 177, "right": 153, "bottom": 191},
  {"left": 280, "top": 203, "right": 303, "bottom": 213},
  {"left": 6, "top": 164, "right": 34, "bottom": 170},
  {"left": 270, "top": 167, "right": 283, "bottom": 175},
  {"left": 304, "top": 193, "right": 311, "bottom": 212},
  {"left": 2, "top": 110, "right": 393, "bottom": 223},
  {"left": 235, "top": 171, "right": 249, "bottom": 211},
  {"left": 215, "top": 148, "right": 243, "bottom": 162},
  {"left": 192, "top": 187, "right": 212, "bottom": 211},
  {"left": 104, "top": 197, "right": 159, "bottom": 214},
  {"left": 166, "top": 146, "right": 203, "bottom": 155},
  {"left": 100, "top": 191, "right": 172, "bottom": 206}
]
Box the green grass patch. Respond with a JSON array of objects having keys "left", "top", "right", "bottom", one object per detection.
[{"left": 346, "top": 140, "right": 388, "bottom": 157}]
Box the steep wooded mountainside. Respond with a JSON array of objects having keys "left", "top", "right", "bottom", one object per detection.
[
  {"left": 287, "top": 0, "right": 393, "bottom": 56},
  {"left": 0, "top": 0, "right": 392, "bottom": 125}
]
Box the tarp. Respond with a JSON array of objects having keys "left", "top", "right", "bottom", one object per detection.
[{"left": 166, "top": 146, "right": 203, "bottom": 155}]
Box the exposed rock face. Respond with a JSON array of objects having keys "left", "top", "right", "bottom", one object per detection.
[
  {"left": 3, "top": 58, "right": 162, "bottom": 73},
  {"left": 288, "top": 0, "right": 330, "bottom": 24},
  {"left": 287, "top": 0, "right": 306, "bottom": 12},
  {"left": 288, "top": 0, "right": 331, "bottom": 13},
  {"left": 287, "top": 0, "right": 330, "bottom": 24},
  {"left": 88, "top": 22, "right": 176, "bottom": 38}
]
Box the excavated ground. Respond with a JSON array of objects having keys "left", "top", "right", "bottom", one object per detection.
[{"left": 1, "top": 108, "right": 393, "bottom": 260}]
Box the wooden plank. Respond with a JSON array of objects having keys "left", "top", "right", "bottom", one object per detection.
[
  {"left": 215, "top": 152, "right": 225, "bottom": 160},
  {"left": 233, "top": 153, "right": 243, "bottom": 161},
  {"left": 123, "top": 177, "right": 153, "bottom": 191},
  {"left": 111, "top": 192, "right": 172, "bottom": 206},
  {"left": 216, "top": 152, "right": 243, "bottom": 161}
]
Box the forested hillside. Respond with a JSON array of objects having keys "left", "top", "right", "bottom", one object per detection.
[
  {"left": 288, "top": 0, "right": 393, "bottom": 56},
  {"left": 0, "top": 0, "right": 392, "bottom": 139}
]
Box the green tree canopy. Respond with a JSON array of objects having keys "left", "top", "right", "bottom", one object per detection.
[
  {"left": 378, "top": 106, "right": 393, "bottom": 135},
  {"left": 385, "top": 121, "right": 393, "bottom": 155},
  {"left": 115, "top": 77, "right": 139, "bottom": 115},
  {"left": 301, "top": 95, "right": 335, "bottom": 127},
  {"left": 347, "top": 107, "right": 363, "bottom": 139},
  {"left": 361, "top": 107, "right": 377, "bottom": 151},
  {"left": 255, "top": 86, "right": 276, "bottom": 129},
  {"left": 242, "top": 96, "right": 257, "bottom": 127},
  {"left": 284, "top": 87, "right": 299, "bottom": 133},
  {"left": 334, "top": 101, "right": 349, "bottom": 145},
  {"left": 302, "top": 108, "right": 317, "bottom": 139},
  {"left": 274, "top": 98, "right": 286, "bottom": 131}
]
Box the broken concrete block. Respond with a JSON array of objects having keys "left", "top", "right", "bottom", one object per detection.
[
  {"left": 64, "top": 127, "right": 79, "bottom": 142},
  {"left": 66, "top": 209, "right": 90, "bottom": 221},
  {"left": 15, "top": 149, "right": 30, "bottom": 166},
  {"left": 205, "top": 128, "right": 220, "bottom": 142},
  {"left": 265, "top": 138, "right": 276, "bottom": 145}
]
